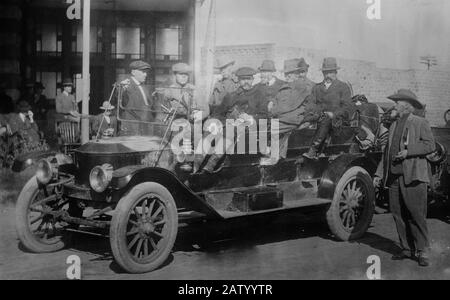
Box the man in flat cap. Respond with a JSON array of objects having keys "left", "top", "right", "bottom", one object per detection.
[
  {"left": 210, "top": 57, "right": 239, "bottom": 115},
  {"left": 374, "top": 89, "right": 435, "bottom": 267},
  {"left": 120, "top": 60, "right": 155, "bottom": 136},
  {"left": 56, "top": 78, "right": 81, "bottom": 122},
  {"left": 198, "top": 67, "right": 268, "bottom": 173},
  {"left": 303, "top": 57, "right": 353, "bottom": 159}
]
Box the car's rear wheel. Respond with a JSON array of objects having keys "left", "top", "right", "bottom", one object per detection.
[
  {"left": 326, "top": 166, "right": 375, "bottom": 241},
  {"left": 15, "top": 176, "right": 67, "bottom": 252},
  {"left": 110, "top": 182, "right": 178, "bottom": 274}
]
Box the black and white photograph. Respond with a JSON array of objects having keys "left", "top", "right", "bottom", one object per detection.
[{"left": 0, "top": 0, "right": 449, "bottom": 283}]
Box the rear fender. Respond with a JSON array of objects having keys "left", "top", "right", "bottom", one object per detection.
[
  {"left": 111, "top": 166, "right": 222, "bottom": 219},
  {"left": 318, "top": 154, "right": 378, "bottom": 199}
]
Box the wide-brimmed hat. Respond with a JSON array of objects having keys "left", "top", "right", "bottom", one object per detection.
[
  {"left": 258, "top": 60, "right": 276, "bottom": 72},
  {"left": 320, "top": 57, "right": 340, "bottom": 72},
  {"left": 172, "top": 63, "right": 192, "bottom": 74},
  {"left": 129, "top": 60, "right": 152, "bottom": 71},
  {"left": 17, "top": 100, "right": 31, "bottom": 112},
  {"left": 214, "top": 57, "right": 235, "bottom": 70},
  {"left": 62, "top": 78, "right": 73, "bottom": 87},
  {"left": 282, "top": 59, "right": 302, "bottom": 74},
  {"left": 235, "top": 67, "right": 257, "bottom": 79},
  {"left": 387, "top": 89, "right": 424, "bottom": 109},
  {"left": 100, "top": 101, "right": 115, "bottom": 110}
]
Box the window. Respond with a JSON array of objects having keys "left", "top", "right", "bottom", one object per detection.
[
  {"left": 36, "top": 71, "right": 62, "bottom": 99},
  {"left": 72, "top": 25, "right": 103, "bottom": 54},
  {"left": 155, "top": 24, "right": 182, "bottom": 61},
  {"left": 36, "top": 23, "right": 62, "bottom": 56},
  {"left": 113, "top": 26, "right": 145, "bottom": 59}
]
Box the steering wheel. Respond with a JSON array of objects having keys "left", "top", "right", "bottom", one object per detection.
[{"left": 444, "top": 109, "right": 450, "bottom": 125}]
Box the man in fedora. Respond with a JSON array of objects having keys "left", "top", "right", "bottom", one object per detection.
[
  {"left": 210, "top": 57, "right": 239, "bottom": 114},
  {"left": 256, "top": 60, "right": 285, "bottom": 102},
  {"left": 374, "top": 89, "right": 435, "bottom": 267},
  {"left": 56, "top": 78, "right": 80, "bottom": 122},
  {"left": 303, "top": 57, "right": 353, "bottom": 159},
  {"left": 264, "top": 59, "right": 314, "bottom": 164},
  {"left": 120, "top": 60, "right": 155, "bottom": 136},
  {"left": 91, "top": 101, "right": 117, "bottom": 138}
]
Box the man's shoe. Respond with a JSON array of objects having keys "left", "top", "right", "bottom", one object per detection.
[
  {"left": 391, "top": 250, "right": 412, "bottom": 261},
  {"left": 303, "top": 148, "right": 318, "bottom": 160},
  {"left": 417, "top": 253, "right": 430, "bottom": 267}
]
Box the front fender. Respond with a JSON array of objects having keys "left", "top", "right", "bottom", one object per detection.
[
  {"left": 318, "top": 153, "right": 379, "bottom": 199},
  {"left": 12, "top": 150, "right": 58, "bottom": 172},
  {"left": 111, "top": 166, "right": 222, "bottom": 219}
]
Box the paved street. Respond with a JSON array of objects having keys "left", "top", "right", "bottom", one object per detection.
[{"left": 1, "top": 203, "right": 449, "bottom": 280}]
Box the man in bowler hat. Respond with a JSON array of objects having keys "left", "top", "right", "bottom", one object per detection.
[
  {"left": 303, "top": 57, "right": 353, "bottom": 159},
  {"left": 374, "top": 89, "right": 435, "bottom": 267}
]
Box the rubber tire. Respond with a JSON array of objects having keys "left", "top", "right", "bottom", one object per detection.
[
  {"left": 326, "top": 166, "right": 375, "bottom": 241},
  {"left": 15, "top": 176, "right": 66, "bottom": 253},
  {"left": 110, "top": 182, "right": 178, "bottom": 274}
]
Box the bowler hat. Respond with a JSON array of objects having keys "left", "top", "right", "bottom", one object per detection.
[
  {"left": 172, "top": 63, "right": 192, "bottom": 74},
  {"left": 282, "top": 59, "right": 302, "bottom": 74},
  {"left": 17, "top": 101, "right": 31, "bottom": 113},
  {"left": 387, "top": 89, "right": 424, "bottom": 109},
  {"left": 320, "top": 57, "right": 340, "bottom": 72},
  {"left": 235, "top": 67, "right": 257, "bottom": 78},
  {"left": 62, "top": 78, "right": 73, "bottom": 87},
  {"left": 214, "top": 57, "right": 235, "bottom": 70},
  {"left": 129, "top": 60, "right": 152, "bottom": 71},
  {"left": 258, "top": 60, "right": 276, "bottom": 72},
  {"left": 298, "top": 58, "right": 310, "bottom": 72}
]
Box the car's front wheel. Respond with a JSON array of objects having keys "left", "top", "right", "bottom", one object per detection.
[
  {"left": 326, "top": 166, "right": 375, "bottom": 241},
  {"left": 110, "top": 182, "right": 178, "bottom": 274}
]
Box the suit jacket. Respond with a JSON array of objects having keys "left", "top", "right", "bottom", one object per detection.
[
  {"left": 256, "top": 78, "right": 286, "bottom": 104},
  {"left": 120, "top": 77, "right": 155, "bottom": 136},
  {"left": 376, "top": 114, "right": 435, "bottom": 186},
  {"left": 305, "top": 79, "right": 352, "bottom": 119},
  {"left": 210, "top": 78, "right": 239, "bottom": 106}
]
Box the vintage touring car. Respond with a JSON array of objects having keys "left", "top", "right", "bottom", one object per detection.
[{"left": 14, "top": 88, "right": 449, "bottom": 274}]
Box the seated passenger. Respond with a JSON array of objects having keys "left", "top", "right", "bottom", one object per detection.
[
  {"left": 198, "top": 67, "right": 267, "bottom": 174},
  {"left": 91, "top": 101, "right": 118, "bottom": 139},
  {"left": 263, "top": 58, "right": 314, "bottom": 164},
  {"left": 303, "top": 57, "right": 353, "bottom": 159}
]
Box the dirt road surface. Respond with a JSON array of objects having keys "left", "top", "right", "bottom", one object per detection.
[{"left": 1, "top": 203, "right": 449, "bottom": 280}]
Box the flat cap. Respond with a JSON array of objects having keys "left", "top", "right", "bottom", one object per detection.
[
  {"left": 172, "top": 63, "right": 192, "bottom": 74},
  {"left": 235, "top": 67, "right": 257, "bottom": 78},
  {"left": 129, "top": 60, "right": 152, "bottom": 71}
]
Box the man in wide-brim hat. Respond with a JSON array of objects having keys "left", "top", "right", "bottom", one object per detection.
[
  {"left": 303, "top": 57, "right": 353, "bottom": 159},
  {"left": 374, "top": 89, "right": 435, "bottom": 267},
  {"left": 210, "top": 57, "right": 239, "bottom": 112}
]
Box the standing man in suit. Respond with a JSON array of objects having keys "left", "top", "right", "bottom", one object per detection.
[
  {"left": 120, "top": 60, "right": 154, "bottom": 136},
  {"left": 303, "top": 57, "right": 353, "bottom": 159},
  {"left": 374, "top": 89, "right": 435, "bottom": 267},
  {"left": 56, "top": 78, "right": 80, "bottom": 122}
]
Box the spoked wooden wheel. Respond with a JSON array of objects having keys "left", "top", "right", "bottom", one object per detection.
[
  {"left": 110, "top": 182, "right": 178, "bottom": 274},
  {"left": 15, "top": 177, "right": 67, "bottom": 252},
  {"left": 326, "top": 167, "right": 375, "bottom": 241}
]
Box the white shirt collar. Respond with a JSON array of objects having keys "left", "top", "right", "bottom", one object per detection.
[
  {"left": 131, "top": 76, "right": 142, "bottom": 86},
  {"left": 19, "top": 113, "right": 26, "bottom": 122},
  {"left": 267, "top": 77, "right": 276, "bottom": 86},
  {"left": 63, "top": 91, "right": 69, "bottom": 96}
]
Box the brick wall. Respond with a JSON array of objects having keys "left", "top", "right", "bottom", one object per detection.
[{"left": 213, "top": 43, "right": 450, "bottom": 126}]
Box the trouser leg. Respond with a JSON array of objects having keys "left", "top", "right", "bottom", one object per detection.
[
  {"left": 312, "top": 115, "right": 332, "bottom": 149},
  {"left": 399, "top": 178, "right": 429, "bottom": 253},
  {"left": 389, "top": 176, "right": 413, "bottom": 252}
]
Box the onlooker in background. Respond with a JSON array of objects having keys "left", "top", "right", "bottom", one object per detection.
[
  {"left": 374, "top": 89, "right": 435, "bottom": 267},
  {"left": 8, "top": 101, "right": 41, "bottom": 145},
  {"left": 210, "top": 57, "right": 239, "bottom": 115},
  {"left": 56, "top": 78, "right": 80, "bottom": 122},
  {"left": 31, "top": 82, "right": 48, "bottom": 120},
  {"left": 0, "top": 82, "right": 15, "bottom": 114}
]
